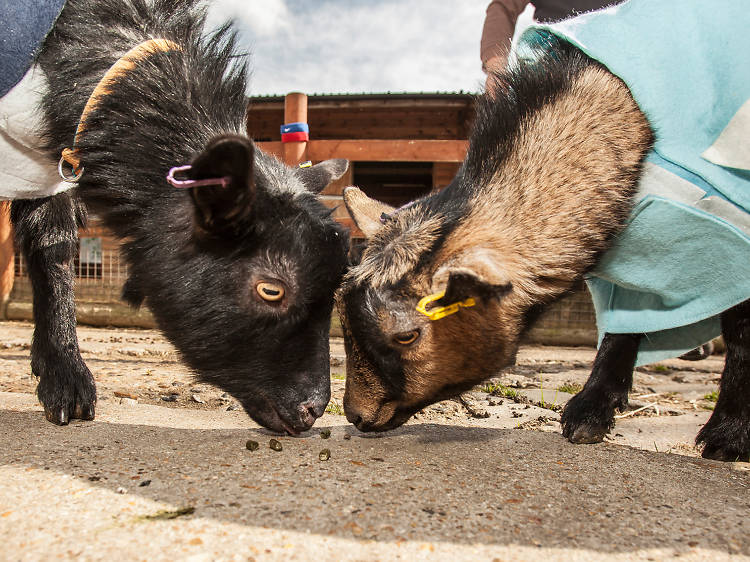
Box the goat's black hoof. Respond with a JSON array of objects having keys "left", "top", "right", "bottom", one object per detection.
[
  {"left": 42, "top": 399, "right": 96, "bottom": 425},
  {"left": 700, "top": 444, "right": 750, "bottom": 463},
  {"left": 704, "top": 446, "right": 750, "bottom": 463},
  {"left": 561, "top": 390, "right": 620, "bottom": 445},
  {"left": 44, "top": 406, "right": 69, "bottom": 425},
  {"left": 564, "top": 423, "right": 608, "bottom": 444},
  {"left": 697, "top": 418, "right": 750, "bottom": 462},
  {"left": 36, "top": 361, "right": 97, "bottom": 425},
  {"left": 73, "top": 401, "right": 96, "bottom": 421}
]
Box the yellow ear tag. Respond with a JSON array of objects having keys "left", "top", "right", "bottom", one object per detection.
[
  {"left": 298, "top": 161, "right": 313, "bottom": 168},
  {"left": 416, "top": 291, "right": 476, "bottom": 321}
]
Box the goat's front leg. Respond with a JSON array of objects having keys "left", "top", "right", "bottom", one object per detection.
[
  {"left": 697, "top": 299, "right": 750, "bottom": 461},
  {"left": 11, "top": 194, "right": 95, "bottom": 425},
  {"left": 561, "top": 332, "right": 640, "bottom": 444}
]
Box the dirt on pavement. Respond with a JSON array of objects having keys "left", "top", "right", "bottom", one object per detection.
[{"left": 1, "top": 320, "right": 748, "bottom": 561}]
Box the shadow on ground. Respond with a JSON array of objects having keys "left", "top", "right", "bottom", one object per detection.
[{"left": 1, "top": 406, "right": 748, "bottom": 558}]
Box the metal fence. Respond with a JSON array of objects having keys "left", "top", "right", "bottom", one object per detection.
[{"left": 11, "top": 221, "right": 128, "bottom": 304}]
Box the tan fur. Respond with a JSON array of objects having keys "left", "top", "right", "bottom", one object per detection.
[
  {"left": 345, "top": 207, "right": 446, "bottom": 288},
  {"left": 438, "top": 66, "right": 651, "bottom": 308},
  {"left": 343, "top": 187, "right": 394, "bottom": 238}
]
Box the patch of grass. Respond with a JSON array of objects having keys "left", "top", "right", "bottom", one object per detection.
[
  {"left": 703, "top": 390, "right": 719, "bottom": 402},
  {"left": 325, "top": 400, "right": 346, "bottom": 416},
  {"left": 331, "top": 373, "right": 346, "bottom": 381},
  {"left": 538, "top": 377, "right": 560, "bottom": 412},
  {"left": 482, "top": 383, "right": 520, "bottom": 400},
  {"left": 557, "top": 382, "right": 583, "bottom": 395},
  {"left": 652, "top": 364, "right": 669, "bottom": 372},
  {"left": 135, "top": 506, "right": 195, "bottom": 522},
  {"left": 537, "top": 400, "right": 562, "bottom": 412}
]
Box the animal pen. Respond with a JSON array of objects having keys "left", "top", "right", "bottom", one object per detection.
[{"left": 0, "top": 92, "right": 597, "bottom": 345}]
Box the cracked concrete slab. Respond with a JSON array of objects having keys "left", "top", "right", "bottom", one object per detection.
[{"left": 1, "top": 321, "right": 748, "bottom": 561}]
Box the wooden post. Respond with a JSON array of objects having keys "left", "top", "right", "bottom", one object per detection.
[
  {"left": 283, "top": 92, "right": 308, "bottom": 165},
  {"left": 0, "top": 201, "right": 14, "bottom": 317}
]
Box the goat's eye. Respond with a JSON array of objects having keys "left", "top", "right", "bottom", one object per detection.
[
  {"left": 256, "top": 281, "right": 285, "bottom": 302},
  {"left": 393, "top": 330, "right": 420, "bottom": 346}
]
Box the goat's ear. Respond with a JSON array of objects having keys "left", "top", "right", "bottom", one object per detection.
[
  {"left": 188, "top": 134, "right": 255, "bottom": 235},
  {"left": 432, "top": 248, "right": 512, "bottom": 304},
  {"left": 343, "top": 186, "right": 395, "bottom": 238},
  {"left": 297, "top": 159, "right": 349, "bottom": 193}
]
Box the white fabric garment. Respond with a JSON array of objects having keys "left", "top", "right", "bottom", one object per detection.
[{"left": 0, "top": 65, "right": 75, "bottom": 200}]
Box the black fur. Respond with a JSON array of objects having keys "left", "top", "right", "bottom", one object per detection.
[
  {"left": 696, "top": 300, "right": 750, "bottom": 461},
  {"left": 341, "top": 283, "right": 408, "bottom": 397},
  {"left": 563, "top": 306, "right": 750, "bottom": 461},
  {"left": 10, "top": 0, "right": 350, "bottom": 434},
  {"left": 561, "top": 332, "right": 640, "bottom": 444}
]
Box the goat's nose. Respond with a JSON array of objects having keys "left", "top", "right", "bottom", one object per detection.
[
  {"left": 298, "top": 400, "right": 326, "bottom": 429},
  {"left": 345, "top": 406, "right": 362, "bottom": 426},
  {"left": 345, "top": 406, "right": 376, "bottom": 432}
]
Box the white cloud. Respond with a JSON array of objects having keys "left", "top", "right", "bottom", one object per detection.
[
  {"left": 207, "top": 0, "right": 291, "bottom": 37},
  {"left": 206, "top": 0, "right": 491, "bottom": 96}
]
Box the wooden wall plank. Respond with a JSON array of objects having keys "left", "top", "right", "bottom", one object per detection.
[
  {"left": 308, "top": 140, "right": 468, "bottom": 162},
  {"left": 257, "top": 140, "right": 467, "bottom": 163}
]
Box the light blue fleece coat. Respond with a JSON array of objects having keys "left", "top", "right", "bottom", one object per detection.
[{"left": 519, "top": 0, "right": 750, "bottom": 365}]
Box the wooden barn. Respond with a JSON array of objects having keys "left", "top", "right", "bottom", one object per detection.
[{"left": 0, "top": 92, "right": 597, "bottom": 344}]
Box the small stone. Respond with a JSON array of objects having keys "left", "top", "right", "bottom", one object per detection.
[
  {"left": 246, "top": 440, "right": 259, "bottom": 451},
  {"left": 161, "top": 394, "right": 178, "bottom": 402},
  {"left": 116, "top": 487, "right": 127, "bottom": 494},
  {"left": 269, "top": 439, "right": 282, "bottom": 451},
  {"left": 113, "top": 390, "right": 137, "bottom": 399},
  {"left": 191, "top": 394, "right": 205, "bottom": 404},
  {"left": 319, "top": 449, "right": 331, "bottom": 461},
  {"left": 120, "top": 398, "right": 138, "bottom": 407},
  {"left": 320, "top": 429, "right": 331, "bottom": 439},
  {"left": 139, "top": 480, "right": 151, "bottom": 487},
  {"left": 540, "top": 421, "right": 561, "bottom": 433},
  {"left": 226, "top": 404, "right": 239, "bottom": 411},
  {"left": 343, "top": 434, "right": 351, "bottom": 440}
]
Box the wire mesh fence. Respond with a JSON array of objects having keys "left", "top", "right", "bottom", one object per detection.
[{"left": 11, "top": 221, "right": 128, "bottom": 304}]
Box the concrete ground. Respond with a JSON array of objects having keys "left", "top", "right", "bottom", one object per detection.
[{"left": 0, "top": 320, "right": 748, "bottom": 561}]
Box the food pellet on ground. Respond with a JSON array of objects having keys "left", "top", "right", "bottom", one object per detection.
[
  {"left": 269, "top": 439, "right": 282, "bottom": 451},
  {"left": 319, "top": 449, "right": 331, "bottom": 461},
  {"left": 245, "top": 440, "right": 259, "bottom": 451}
]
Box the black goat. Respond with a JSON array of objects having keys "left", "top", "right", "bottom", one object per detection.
[{"left": 5, "top": 0, "right": 349, "bottom": 434}]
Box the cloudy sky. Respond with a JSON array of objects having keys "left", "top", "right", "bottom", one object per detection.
[{"left": 205, "top": 0, "right": 510, "bottom": 97}]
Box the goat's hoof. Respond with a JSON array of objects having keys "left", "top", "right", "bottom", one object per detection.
[
  {"left": 43, "top": 401, "right": 95, "bottom": 425},
  {"left": 701, "top": 444, "right": 750, "bottom": 463},
  {"left": 44, "top": 406, "right": 69, "bottom": 425},
  {"left": 73, "top": 401, "right": 96, "bottom": 421},
  {"left": 560, "top": 391, "right": 617, "bottom": 445},
  {"left": 697, "top": 411, "right": 750, "bottom": 462},
  {"left": 38, "top": 378, "right": 97, "bottom": 425},
  {"left": 564, "top": 423, "right": 608, "bottom": 444}
]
